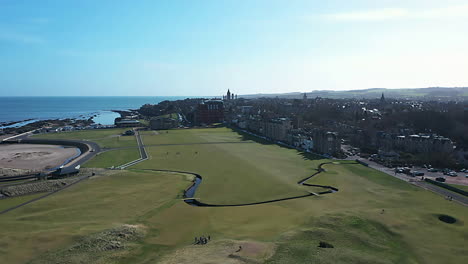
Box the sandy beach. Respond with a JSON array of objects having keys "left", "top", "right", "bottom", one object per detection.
[{"left": 0, "top": 144, "right": 79, "bottom": 171}]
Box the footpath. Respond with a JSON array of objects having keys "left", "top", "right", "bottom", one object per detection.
[{"left": 115, "top": 129, "right": 148, "bottom": 169}]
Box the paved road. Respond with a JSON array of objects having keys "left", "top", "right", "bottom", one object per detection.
[
  {"left": 115, "top": 129, "right": 148, "bottom": 169},
  {"left": 135, "top": 130, "right": 148, "bottom": 160},
  {"left": 413, "top": 181, "right": 468, "bottom": 205}
]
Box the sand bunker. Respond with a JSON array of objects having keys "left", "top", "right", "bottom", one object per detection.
[
  {"left": 0, "top": 144, "right": 79, "bottom": 171},
  {"left": 159, "top": 240, "right": 275, "bottom": 264}
]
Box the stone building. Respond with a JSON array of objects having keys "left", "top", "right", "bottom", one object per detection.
[
  {"left": 262, "top": 118, "right": 292, "bottom": 142},
  {"left": 194, "top": 100, "right": 224, "bottom": 125},
  {"left": 150, "top": 116, "right": 179, "bottom": 130},
  {"left": 377, "top": 132, "right": 454, "bottom": 154},
  {"left": 311, "top": 129, "right": 341, "bottom": 156}
]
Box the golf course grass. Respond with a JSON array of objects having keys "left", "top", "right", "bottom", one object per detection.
[
  {"left": 33, "top": 128, "right": 137, "bottom": 149},
  {"left": 0, "top": 193, "right": 44, "bottom": 212},
  {"left": 0, "top": 127, "right": 466, "bottom": 263},
  {"left": 82, "top": 148, "right": 141, "bottom": 168}
]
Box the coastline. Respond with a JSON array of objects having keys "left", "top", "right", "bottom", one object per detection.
[{"left": 0, "top": 96, "right": 189, "bottom": 126}]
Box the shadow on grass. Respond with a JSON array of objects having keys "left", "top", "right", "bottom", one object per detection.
[{"left": 230, "top": 126, "right": 324, "bottom": 162}]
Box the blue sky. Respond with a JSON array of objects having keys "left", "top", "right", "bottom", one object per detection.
[{"left": 1, "top": 0, "right": 467, "bottom": 96}]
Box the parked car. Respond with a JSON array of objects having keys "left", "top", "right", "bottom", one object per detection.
[
  {"left": 448, "top": 172, "right": 458, "bottom": 177},
  {"left": 428, "top": 168, "right": 438, "bottom": 172},
  {"left": 435, "top": 177, "right": 446, "bottom": 182},
  {"left": 413, "top": 171, "right": 425, "bottom": 176}
]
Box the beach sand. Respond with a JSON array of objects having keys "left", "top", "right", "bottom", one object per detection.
[{"left": 0, "top": 144, "right": 79, "bottom": 171}]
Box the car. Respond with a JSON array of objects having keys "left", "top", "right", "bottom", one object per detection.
[
  {"left": 428, "top": 168, "right": 438, "bottom": 172},
  {"left": 435, "top": 177, "right": 446, "bottom": 182},
  {"left": 448, "top": 172, "right": 457, "bottom": 177},
  {"left": 413, "top": 171, "right": 424, "bottom": 176}
]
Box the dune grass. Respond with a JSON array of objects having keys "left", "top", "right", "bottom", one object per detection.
[{"left": 0, "top": 127, "right": 466, "bottom": 263}]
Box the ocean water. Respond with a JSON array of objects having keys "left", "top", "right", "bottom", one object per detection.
[{"left": 0, "top": 96, "right": 188, "bottom": 126}]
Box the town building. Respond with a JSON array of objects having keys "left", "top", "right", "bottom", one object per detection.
[
  {"left": 223, "top": 89, "right": 236, "bottom": 101},
  {"left": 150, "top": 116, "right": 179, "bottom": 130},
  {"left": 263, "top": 118, "right": 292, "bottom": 142},
  {"left": 194, "top": 100, "right": 224, "bottom": 124},
  {"left": 114, "top": 118, "right": 140, "bottom": 128},
  {"left": 377, "top": 132, "right": 454, "bottom": 154},
  {"left": 311, "top": 129, "right": 341, "bottom": 156}
]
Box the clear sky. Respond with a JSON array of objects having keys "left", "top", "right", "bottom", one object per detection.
[{"left": 1, "top": 0, "right": 467, "bottom": 96}]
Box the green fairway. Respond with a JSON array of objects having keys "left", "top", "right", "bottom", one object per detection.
[
  {"left": 139, "top": 127, "right": 249, "bottom": 145},
  {"left": 0, "top": 193, "right": 44, "bottom": 212},
  {"left": 33, "top": 128, "right": 137, "bottom": 148},
  {"left": 136, "top": 127, "right": 324, "bottom": 204},
  {"left": 0, "top": 127, "right": 467, "bottom": 264},
  {"left": 83, "top": 148, "right": 140, "bottom": 168}
]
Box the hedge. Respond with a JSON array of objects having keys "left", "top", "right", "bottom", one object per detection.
[{"left": 424, "top": 178, "right": 468, "bottom": 197}]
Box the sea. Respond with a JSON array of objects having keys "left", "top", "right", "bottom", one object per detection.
[{"left": 0, "top": 96, "right": 189, "bottom": 128}]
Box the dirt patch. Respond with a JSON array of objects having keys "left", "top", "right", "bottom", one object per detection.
[
  {"left": 0, "top": 144, "right": 79, "bottom": 170},
  {"left": 159, "top": 240, "right": 275, "bottom": 264}
]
